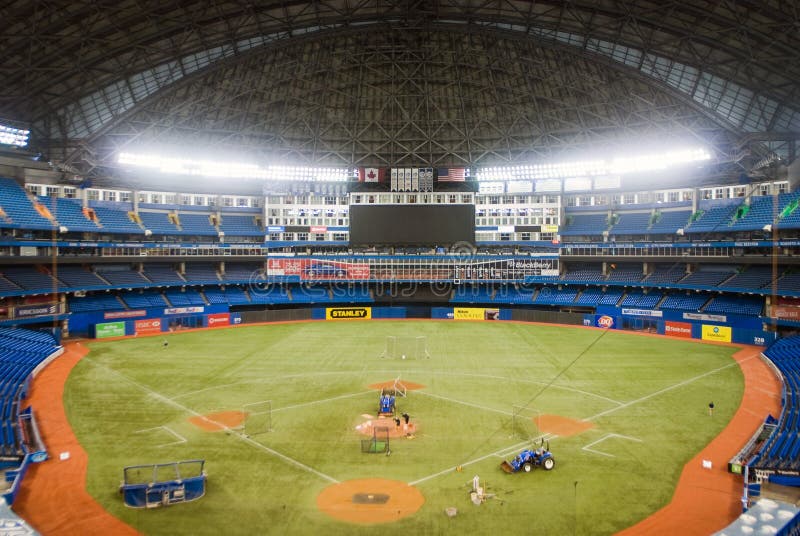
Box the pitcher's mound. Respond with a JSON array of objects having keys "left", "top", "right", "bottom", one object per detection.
[
  {"left": 356, "top": 417, "right": 418, "bottom": 438},
  {"left": 317, "top": 479, "right": 424, "bottom": 524},
  {"left": 535, "top": 414, "right": 595, "bottom": 437},
  {"left": 188, "top": 411, "right": 246, "bottom": 432}
]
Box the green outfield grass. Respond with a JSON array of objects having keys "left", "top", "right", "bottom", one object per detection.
[{"left": 63, "top": 321, "right": 744, "bottom": 535}]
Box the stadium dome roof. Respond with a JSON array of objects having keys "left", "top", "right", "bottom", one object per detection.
[{"left": 1, "top": 1, "right": 798, "bottom": 176}]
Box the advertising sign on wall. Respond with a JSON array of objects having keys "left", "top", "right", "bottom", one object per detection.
[
  {"left": 325, "top": 307, "right": 372, "bottom": 320},
  {"left": 207, "top": 313, "right": 231, "bottom": 327},
  {"left": 701, "top": 324, "right": 732, "bottom": 343},
  {"left": 134, "top": 318, "right": 162, "bottom": 335},
  {"left": 104, "top": 310, "right": 146, "bottom": 320},
  {"left": 664, "top": 321, "right": 693, "bottom": 339},
  {"left": 95, "top": 322, "right": 125, "bottom": 339},
  {"left": 594, "top": 315, "right": 616, "bottom": 329},
  {"left": 14, "top": 303, "right": 60, "bottom": 318},
  {"left": 164, "top": 307, "right": 205, "bottom": 315},
  {"left": 453, "top": 308, "right": 500, "bottom": 320},
  {"left": 621, "top": 309, "right": 663, "bottom": 318}
]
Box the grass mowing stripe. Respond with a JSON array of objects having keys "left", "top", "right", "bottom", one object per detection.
[
  {"left": 415, "top": 390, "right": 514, "bottom": 416},
  {"left": 408, "top": 434, "right": 555, "bottom": 486},
  {"left": 443, "top": 371, "right": 625, "bottom": 405},
  {"left": 584, "top": 359, "right": 742, "bottom": 421},
  {"left": 273, "top": 390, "right": 374, "bottom": 413},
  {"left": 83, "top": 357, "right": 340, "bottom": 484}
]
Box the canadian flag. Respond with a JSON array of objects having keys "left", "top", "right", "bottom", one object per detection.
[{"left": 358, "top": 167, "right": 384, "bottom": 183}]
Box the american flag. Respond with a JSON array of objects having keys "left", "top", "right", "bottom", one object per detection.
[{"left": 436, "top": 167, "right": 466, "bottom": 182}]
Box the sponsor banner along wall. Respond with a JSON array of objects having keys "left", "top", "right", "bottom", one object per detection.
[
  {"left": 452, "top": 307, "right": 501, "bottom": 320},
  {"left": 206, "top": 313, "right": 231, "bottom": 327},
  {"left": 621, "top": 308, "right": 663, "bottom": 318},
  {"left": 14, "top": 303, "right": 62, "bottom": 318},
  {"left": 701, "top": 324, "right": 732, "bottom": 343},
  {"left": 594, "top": 314, "right": 617, "bottom": 329},
  {"left": 664, "top": 321, "right": 693, "bottom": 339},
  {"left": 771, "top": 298, "right": 800, "bottom": 321},
  {"left": 325, "top": 307, "right": 372, "bottom": 320},
  {"left": 95, "top": 321, "right": 125, "bottom": 338},
  {"left": 134, "top": 318, "right": 162, "bottom": 335},
  {"left": 104, "top": 310, "right": 146, "bottom": 320}
]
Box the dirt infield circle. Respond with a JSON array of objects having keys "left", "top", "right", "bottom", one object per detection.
[
  {"left": 316, "top": 479, "right": 425, "bottom": 524},
  {"left": 356, "top": 416, "right": 418, "bottom": 438},
  {"left": 534, "top": 414, "right": 595, "bottom": 437},
  {"left": 188, "top": 410, "right": 246, "bottom": 431},
  {"left": 368, "top": 380, "right": 426, "bottom": 391}
]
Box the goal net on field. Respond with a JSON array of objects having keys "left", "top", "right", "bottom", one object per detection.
[
  {"left": 510, "top": 405, "right": 541, "bottom": 441},
  {"left": 243, "top": 400, "right": 272, "bottom": 436},
  {"left": 378, "top": 335, "right": 431, "bottom": 359}
]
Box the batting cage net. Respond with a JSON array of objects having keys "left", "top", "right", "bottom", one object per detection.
[
  {"left": 121, "top": 459, "right": 207, "bottom": 509},
  {"left": 511, "top": 405, "right": 541, "bottom": 441},
  {"left": 361, "top": 426, "right": 390, "bottom": 454},
  {"left": 243, "top": 400, "right": 272, "bottom": 436},
  {"left": 379, "top": 335, "right": 431, "bottom": 359}
]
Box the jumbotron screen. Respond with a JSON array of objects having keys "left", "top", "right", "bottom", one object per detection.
[{"left": 349, "top": 205, "right": 475, "bottom": 246}]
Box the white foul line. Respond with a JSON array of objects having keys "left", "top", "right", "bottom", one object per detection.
[
  {"left": 408, "top": 433, "right": 554, "bottom": 486},
  {"left": 84, "top": 358, "right": 339, "bottom": 484},
  {"left": 581, "top": 433, "right": 643, "bottom": 458},
  {"left": 414, "top": 390, "right": 513, "bottom": 416},
  {"left": 584, "top": 361, "right": 739, "bottom": 421},
  {"left": 273, "top": 391, "right": 373, "bottom": 413},
  {"left": 134, "top": 425, "right": 187, "bottom": 448}
]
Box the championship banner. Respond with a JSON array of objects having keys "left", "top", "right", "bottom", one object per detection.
[
  {"left": 701, "top": 324, "right": 732, "bottom": 343},
  {"left": 664, "top": 321, "right": 692, "bottom": 339},
  {"left": 95, "top": 322, "right": 125, "bottom": 339},
  {"left": 134, "top": 318, "right": 162, "bottom": 335},
  {"left": 325, "top": 307, "right": 371, "bottom": 320},
  {"left": 453, "top": 307, "right": 499, "bottom": 320}
]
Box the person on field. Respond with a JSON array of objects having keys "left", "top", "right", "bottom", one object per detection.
[{"left": 708, "top": 401, "right": 715, "bottom": 416}]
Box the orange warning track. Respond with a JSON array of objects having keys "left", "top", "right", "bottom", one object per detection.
[
  {"left": 13, "top": 342, "right": 140, "bottom": 536},
  {"left": 618, "top": 345, "right": 782, "bottom": 536},
  {"left": 316, "top": 479, "right": 425, "bottom": 524}
]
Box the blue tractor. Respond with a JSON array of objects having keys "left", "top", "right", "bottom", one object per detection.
[{"left": 501, "top": 443, "right": 555, "bottom": 474}]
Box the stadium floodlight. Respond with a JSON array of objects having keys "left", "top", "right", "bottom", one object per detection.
[
  {"left": 0, "top": 123, "right": 30, "bottom": 147},
  {"left": 117, "top": 152, "right": 351, "bottom": 182},
  {"left": 474, "top": 147, "right": 711, "bottom": 182}
]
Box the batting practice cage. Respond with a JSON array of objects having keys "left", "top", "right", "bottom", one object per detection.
[
  {"left": 361, "top": 426, "right": 390, "bottom": 454},
  {"left": 120, "top": 460, "right": 207, "bottom": 508},
  {"left": 511, "top": 405, "right": 541, "bottom": 441},
  {"left": 379, "top": 335, "right": 431, "bottom": 359},
  {"left": 243, "top": 400, "right": 272, "bottom": 436}
]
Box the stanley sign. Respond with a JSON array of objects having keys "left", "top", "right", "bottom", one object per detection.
[{"left": 325, "top": 307, "right": 372, "bottom": 320}]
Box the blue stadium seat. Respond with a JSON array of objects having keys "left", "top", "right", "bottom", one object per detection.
[
  {"left": 608, "top": 212, "right": 651, "bottom": 235},
  {"left": 0, "top": 178, "right": 54, "bottom": 230}
]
